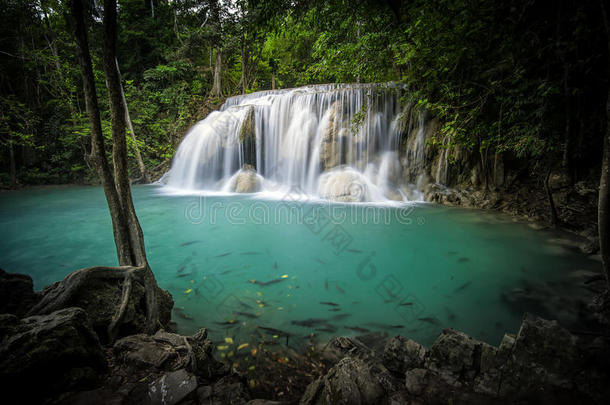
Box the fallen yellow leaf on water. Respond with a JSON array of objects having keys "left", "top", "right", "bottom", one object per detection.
[
  {"left": 256, "top": 292, "right": 263, "bottom": 296},
  {"left": 237, "top": 343, "right": 249, "bottom": 350},
  {"left": 184, "top": 288, "right": 192, "bottom": 294},
  {"left": 249, "top": 379, "right": 256, "bottom": 388},
  {"left": 224, "top": 337, "right": 234, "bottom": 344},
  {"left": 227, "top": 351, "right": 234, "bottom": 357},
  {"left": 248, "top": 365, "right": 255, "bottom": 371},
  {"left": 251, "top": 348, "right": 258, "bottom": 356},
  {"left": 281, "top": 274, "right": 288, "bottom": 278},
  {"left": 258, "top": 303, "right": 264, "bottom": 308},
  {"left": 217, "top": 345, "right": 229, "bottom": 350},
  {"left": 273, "top": 334, "right": 278, "bottom": 339}
]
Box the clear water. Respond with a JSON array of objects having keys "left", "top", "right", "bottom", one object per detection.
[{"left": 0, "top": 185, "right": 601, "bottom": 347}]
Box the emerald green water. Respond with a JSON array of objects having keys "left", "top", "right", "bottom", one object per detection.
[{"left": 0, "top": 185, "right": 601, "bottom": 347}]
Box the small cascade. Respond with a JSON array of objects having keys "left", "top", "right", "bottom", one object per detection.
[{"left": 165, "top": 83, "right": 440, "bottom": 202}]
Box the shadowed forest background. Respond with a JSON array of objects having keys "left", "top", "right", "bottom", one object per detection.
[{"left": 1, "top": 0, "right": 608, "bottom": 189}]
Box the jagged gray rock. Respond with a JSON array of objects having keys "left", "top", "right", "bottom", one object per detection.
[
  {"left": 382, "top": 335, "right": 425, "bottom": 374},
  {"left": 300, "top": 357, "right": 386, "bottom": 405},
  {"left": 0, "top": 307, "right": 107, "bottom": 404},
  {"left": 148, "top": 368, "right": 198, "bottom": 405},
  {"left": 0, "top": 268, "right": 40, "bottom": 316}
]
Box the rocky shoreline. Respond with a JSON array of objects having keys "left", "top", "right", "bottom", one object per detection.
[{"left": 1, "top": 268, "right": 609, "bottom": 405}]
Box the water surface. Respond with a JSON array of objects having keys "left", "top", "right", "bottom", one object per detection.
[{"left": 0, "top": 185, "right": 600, "bottom": 347}]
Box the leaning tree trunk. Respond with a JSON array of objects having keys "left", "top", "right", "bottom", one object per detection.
[
  {"left": 212, "top": 49, "right": 222, "bottom": 96},
  {"left": 116, "top": 58, "right": 149, "bottom": 183},
  {"left": 599, "top": 0, "right": 610, "bottom": 288},
  {"left": 69, "top": 0, "right": 169, "bottom": 341}
]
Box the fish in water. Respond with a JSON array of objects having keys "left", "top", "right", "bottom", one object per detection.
[
  {"left": 345, "top": 326, "right": 370, "bottom": 333},
  {"left": 328, "top": 308, "right": 341, "bottom": 312},
  {"left": 273, "top": 261, "right": 278, "bottom": 269},
  {"left": 315, "top": 325, "right": 338, "bottom": 333},
  {"left": 292, "top": 318, "right": 328, "bottom": 327},
  {"left": 174, "top": 308, "right": 194, "bottom": 320},
  {"left": 453, "top": 281, "right": 472, "bottom": 293},
  {"left": 331, "top": 313, "right": 352, "bottom": 321},
  {"left": 248, "top": 278, "right": 286, "bottom": 287},
  {"left": 316, "top": 258, "right": 326, "bottom": 265},
  {"left": 176, "top": 272, "right": 194, "bottom": 278},
  {"left": 216, "top": 252, "right": 232, "bottom": 257},
  {"left": 320, "top": 302, "right": 340, "bottom": 306},
  {"left": 346, "top": 249, "right": 362, "bottom": 253},
  {"left": 335, "top": 285, "right": 346, "bottom": 295},
  {"left": 324, "top": 280, "right": 328, "bottom": 290},
  {"left": 458, "top": 257, "right": 469, "bottom": 263},
  {"left": 398, "top": 301, "right": 413, "bottom": 306},
  {"left": 258, "top": 326, "right": 292, "bottom": 336},
  {"left": 233, "top": 311, "right": 259, "bottom": 319},
  {"left": 180, "top": 240, "right": 200, "bottom": 247},
  {"left": 214, "top": 320, "right": 237, "bottom": 325},
  {"left": 418, "top": 317, "right": 441, "bottom": 325},
  {"left": 365, "top": 322, "right": 404, "bottom": 330},
  {"left": 239, "top": 301, "right": 253, "bottom": 309}
]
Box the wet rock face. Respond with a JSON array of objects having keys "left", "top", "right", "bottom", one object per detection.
[
  {"left": 231, "top": 165, "right": 262, "bottom": 193},
  {"left": 382, "top": 336, "right": 426, "bottom": 375},
  {"left": 148, "top": 368, "right": 198, "bottom": 405},
  {"left": 318, "top": 168, "right": 370, "bottom": 202},
  {"left": 0, "top": 307, "right": 107, "bottom": 404},
  {"left": 113, "top": 328, "right": 223, "bottom": 380},
  {"left": 0, "top": 268, "right": 40, "bottom": 316},
  {"left": 300, "top": 357, "right": 386, "bottom": 405},
  {"left": 28, "top": 267, "right": 174, "bottom": 344}
]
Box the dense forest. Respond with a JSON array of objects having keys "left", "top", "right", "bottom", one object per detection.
[{"left": 1, "top": 0, "right": 608, "bottom": 188}]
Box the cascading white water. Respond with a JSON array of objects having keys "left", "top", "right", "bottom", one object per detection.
[{"left": 165, "top": 83, "right": 430, "bottom": 202}]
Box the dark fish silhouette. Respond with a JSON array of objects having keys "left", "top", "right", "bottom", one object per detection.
[
  {"left": 324, "top": 280, "right": 329, "bottom": 290},
  {"left": 216, "top": 252, "right": 231, "bottom": 257},
  {"left": 316, "top": 258, "right": 326, "bottom": 264},
  {"left": 453, "top": 281, "right": 472, "bottom": 293},
  {"left": 345, "top": 326, "right": 370, "bottom": 333},
  {"left": 365, "top": 322, "right": 404, "bottom": 330},
  {"left": 233, "top": 311, "right": 259, "bottom": 319},
  {"left": 292, "top": 318, "right": 328, "bottom": 327},
  {"left": 331, "top": 313, "right": 352, "bottom": 321},
  {"left": 214, "top": 320, "right": 238, "bottom": 326},
  {"left": 248, "top": 278, "right": 286, "bottom": 286},
  {"left": 273, "top": 261, "right": 278, "bottom": 269},
  {"left": 180, "top": 240, "right": 200, "bottom": 247},
  {"left": 320, "top": 302, "right": 340, "bottom": 306},
  {"left": 220, "top": 269, "right": 233, "bottom": 275},
  {"left": 346, "top": 249, "right": 363, "bottom": 253},
  {"left": 258, "top": 326, "right": 292, "bottom": 336},
  {"left": 398, "top": 301, "right": 413, "bottom": 306},
  {"left": 328, "top": 308, "right": 341, "bottom": 312},
  {"left": 335, "top": 285, "right": 346, "bottom": 294},
  {"left": 315, "top": 325, "right": 338, "bottom": 333},
  {"left": 176, "top": 272, "right": 194, "bottom": 278},
  {"left": 458, "top": 257, "right": 469, "bottom": 263},
  {"left": 418, "top": 317, "right": 440, "bottom": 325}
]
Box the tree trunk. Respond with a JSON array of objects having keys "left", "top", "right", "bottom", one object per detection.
[
  {"left": 599, "top": 0, "right": 610, "bottom": 287},
  {"left": 9, "top": 142, "right": 16, "bottom": 188},
  {"left": 212, "top": 49, "right": 222, "bottom": 96},
  {"left": 272, "top": 72, "right": 276, "bottom": 90},
  {"left": 103, "top": 0, "right": 147, "bottom": 267},
  {"left": 71, "top": 0, "right": 167, "bottom": 340},
  {"left": 116, "top": 58, "right": 149, "bottom": 183},
  {"left": 70, "top": 0, "right": 133, "bottom": 266}
]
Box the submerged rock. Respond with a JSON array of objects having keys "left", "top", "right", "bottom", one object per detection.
[
  {"left": 0, "top": 268, "right": 40, "bottom": 316},
  {"left": 0, "top": 307, "right": 107, "bottom": 404},
  {"left": 229, "top": 165, "right": 262, "bottom": 193}
]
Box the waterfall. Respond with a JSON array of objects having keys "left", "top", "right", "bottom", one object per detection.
[{"left": 165, "top": 83, "right": 434, "bottom": 202}]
